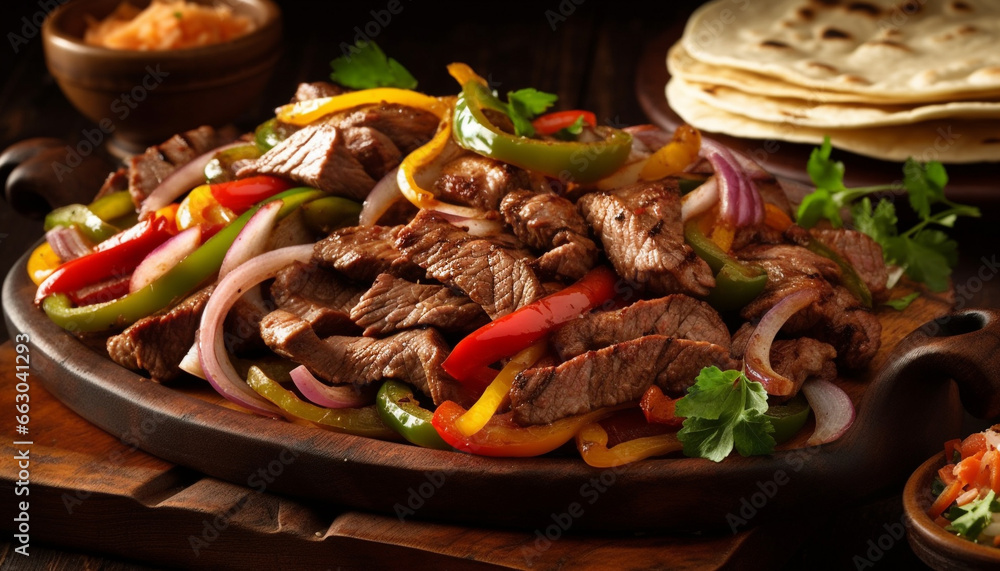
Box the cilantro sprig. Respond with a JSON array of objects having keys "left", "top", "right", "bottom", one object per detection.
[
  {"left": 504, "top": 88, "right": 558, "bottom": 137},
  {"left": 330, "top": 40, "right": 417, "bottom": 90},
  {"left": 796, "top": 137, "right": 980, "bottom": 294},
  {"left": 675, "top": 367, "right": 776, "bottom": 462}
]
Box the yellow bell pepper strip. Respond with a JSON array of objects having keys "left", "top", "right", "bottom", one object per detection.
[
  {"left": 275, "top": 88, "right": 452, "bottom": 126},
  {"left": 441, "top": 265, "right": 618, "bottom": 383},
  {"left": 40, "top": 187, "right": 322, "bottom": 332},
  {"left": 683, "top": 218, "right": 767, "bottom": 312},
  {"left": 455, "top": 341, "right": 548, "bottom": 437},
  {"left": 575, "top": 421, "right": 683, "bottom": 468},
  {"left": 26, "top": 242, "right": 62, "bottom": 286},
  {"left": 376, "top": 381, "right": 451, "bottom": 450},
  {"left": 639, "top": 124, "right": 702, "bottom": 181},
  {"left": 87, "top": 190, "right": 136, "bottom": 224},
  {"left": 431, "top": 400, "right": 619, "bottom": 457},
  {"left": 246, "top": 366, "right": 399, "bottom": 440},
  {"left": 450, "top": 71, "right": 632, "bottom": 184}
]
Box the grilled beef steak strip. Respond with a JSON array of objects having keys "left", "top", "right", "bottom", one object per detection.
[
  {"left": 259, "top": 309, "right": 464, "bottom": 405},
  {"left": 500, "top": 189, "right": 599, "bottom": 281},
  {"left": 350, "top": 273, "right": 490, "bottom": 337},
  {"left": 395, "top": 210, "right": 545, "bottom": 319},
  {"left": 323, "top": 103, "right": 439, "bottom": 154},
  {"left": 578, "top": 180, "right": 715, "bottom": 297},
  {"left": 341, "top": 126, "right": 402, "bottom": 181},
  {"left": 553, "top": 295, "right": 731, "bottom": 359},
  {"left": 223, "top": 293, "right": 270, "bottom": 356},
  {"left": 313, "top": 225, "right": 424, "bottom": 283},
  {"left": 127, "top": 125, "right": 237, "bottom": 207},
  {"left": 730, "top": 323, "right": 838, "bottom": 394},
  {"left": 800, "top": 227, "right": 890, "bottom": 305},
  {"left": 106, "top": 286, "right": 214, "bottom": 381},
  {"left": 510, "top": 336, "right": 739, "bottom": 425},
  {"left": 435, "top": 153, "right": 533, "bottom": 210},
  {"left": 737, "top": 243, "right": 881, "bottom": 370},
  {"left": 238, "top": 123, "right": 375, "bottom": 201},
  {"left": 292, "top": 81, "right": 346, "bottom": 102},
  {"left": 270, "top": 261, "right": 364, "bottom": 337}
]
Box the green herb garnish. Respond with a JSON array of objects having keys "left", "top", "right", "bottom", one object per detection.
[
  {"left": 330, "top": 40, "right": 417, "bottom": 90},
  {"left": 946, "top": 490, "right": 1000, "bottom": 541},
  {"left": 675, "top": 367, "right": 776, "bottom": 462},
  {"left": 505, "top": 88, "right": 558, "bottom": 137},
  {"left": 796, "top": 137, "right": 979, "bottom": 293}
]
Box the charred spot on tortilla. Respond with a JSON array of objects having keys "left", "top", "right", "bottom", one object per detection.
[
  {"left": 821, "top": 28, "right": 852, "bottom": 40},
  {"left": 846, "top": 2, "right": 881, "bottom": 16},
  {"left": 760, "top": 40, "right": 792, "bottom": 49}
]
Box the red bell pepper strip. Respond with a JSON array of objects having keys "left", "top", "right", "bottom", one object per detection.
[
  {"left": 209, "top": 175, "right": 295, "bottom": 213},
  {"left": 639, "top": 386, "right": 684, "bottom": 428},
  {"left": 34, "top": 215, "right": 175, "bottom": 304},
  {"left": 531, "top": 110, "right": 596, "bottom": 136},
  {"left": 441, "top": 265, "right": 618, "bottom": 382},
  {"left": 431, "top": 400, "right": 618, "bottom": 457}
]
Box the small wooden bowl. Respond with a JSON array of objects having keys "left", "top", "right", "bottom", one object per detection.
[
  {"left": 41, "top": 0, "right": 282, "bottom": 155},
  {"left": 904, "top": 452, "right": 1000, "bottom": 571}
]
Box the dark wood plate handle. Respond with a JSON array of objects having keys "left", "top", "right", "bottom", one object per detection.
[{"left": 845, "top": 309, "right": 1000, "bottom": 463}]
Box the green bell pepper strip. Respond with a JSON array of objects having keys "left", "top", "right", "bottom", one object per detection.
[
  {"left": 301, "top": 195, "right": 362, "bottom": 234},
  {"left": 204, "top": 143, "right": 263, "bottom": 184},
  {"left": 254, "top": 118, "right": 290, "bottom": 152},
  {"left": 683, "top": 221, "right": 768, "bottom": 311},
  {"left": 41, "top": 187, "right": 322, "bottom": 332},
  {"left": 44, "top": 203, "right": 120, "bottom": 244},
  {"left": 376, "top": 381, "right": 451, "bottom": 450},
  {"left": 87, "top": 190, "right": 136, "bottom": 223},
  {"left": 801, "top": 236, "right": 873, "bottom": 309},
  {"left": 246, "top": 366, "right": 399, "bottom": 440},
  {"left": 451, "top": 81, "right": 632, "bottom": 184},
  {"left": 764, "top": 394, "right": 811, "bottom": 445}
]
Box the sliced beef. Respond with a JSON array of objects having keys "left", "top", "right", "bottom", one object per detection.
[
  {"left": 292, "top": 81, "right": 346, "bottom": 102},
  {"left": 553, "top": 295, "right": 731, "bottom": 359},
  {"left": 435, "top": 153, "right": 532, "bottom": 210},
  {"left": 127, "top": 125, "right": 236, "bottom": 207},
  {"left": 737, "top": 243, "right": 881, "bottom": 370},
  {"left": 223, "top": 292, "right": 270, "bottom": 355},
  {"left": 510, "top": 336, "right": 738, "bottom": 425},
  {"left": 313, "top": 225, "right": 424, "bottom": 283},
  {"left": 350, "top": 273, "right": 489, "bottom": 337},
  {"left": 730, "top": 323, "right": 838, "bottom": 394},
  {"left": 106, "top": 286, "right": 213, "bottom": 381},
  {"left": 394, "top": 210, "right": 545, "bottom": 319},
  {"left": 324, "top": 103, "right": 439, "bottom": 154},
  {"left": 341, "top": 126, "right": 402, "bottom": 181},
  {"left": 803, "top": 227, "right": 890, "bottom": 304},
  {"left": 578, "top": 180, "right": 715, "bottom": 297},
  {"left": 270, "top": 261, "right": 364, "bottom": 337},
  {"left": 237, "top": 123, "right": 375, "bottom": 201},
  {"left": 94, "top": 166, "right": 129, "bottom": 201},
  {"left": 259, "top": 309, "right": 464, "bottom": 405},
  {"left": 500, "top": 189, "right": 599, "bottom": 281}
]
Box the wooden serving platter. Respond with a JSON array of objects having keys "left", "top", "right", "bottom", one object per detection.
[{"left": 7, "top": 242, "right": 1000, "bottom": 536}]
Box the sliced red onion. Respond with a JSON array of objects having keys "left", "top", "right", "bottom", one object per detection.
[
  {"left": 359, "top": 166, "right": 402, "bottom": 226},
  {"left": 199, "top": 243, "right": 314, "bottom": 417},
  {"left": 700, "top": 138, "right": 765, "bottom": 228},
  {"left": 289, "top": 365, "right": 369, "bottom": 409},
  {"left": 219, "top": 200, "right": 281, "bottom": 279},
  {"left": 800, "top": 378, "right": 855, "bottom": 445},
  {"left": 178, "top": 338, "right": 205, "bottom": 380},
  {"left": 129, "top": 226, "right": 202, "bottom": 293},
  {"left": 138, "top": 142, "right": 244, "bottom": 219},
  {"left": 743, "top": 288, "right": 821, "bottom": 396},
  {"left": 680, "top": 176, "right": 719, "bottom": 222},
  {"left": 45, "top": 226, "right": 94, "bottom": 261}
]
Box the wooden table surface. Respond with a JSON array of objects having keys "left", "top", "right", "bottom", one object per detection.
[{"left": 2, "top": 1, "right": 1000, "bottom": 569}]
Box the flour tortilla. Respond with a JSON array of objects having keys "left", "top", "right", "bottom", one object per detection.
[
  {"left": 670, "top": 74, "right": 1000, "bottom": 129},
  {"left": 667, "top": 43, "right": 1000, "bottom": 105},
  {"left": 680, "top": 0, "right": 1000, "bottom": 100},
  {"left": 666, "top": 77, "right": 1000, "bottom": 163}
]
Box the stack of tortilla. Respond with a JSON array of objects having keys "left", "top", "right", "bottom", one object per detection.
[{"left": 666, "top": 0, "right": 1000, "bottom": 163}]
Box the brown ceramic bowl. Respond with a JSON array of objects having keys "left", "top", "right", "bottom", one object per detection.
[
  {"left": 42, "top": 0, "right": 282, "bottom": 155},
  {"left": 904, "top": 451, "right": 1000, "bottom": 571}
]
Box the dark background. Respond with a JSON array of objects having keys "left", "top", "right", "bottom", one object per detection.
[{"left": 1, "top": 0, "right": 994, "bottom": 568}]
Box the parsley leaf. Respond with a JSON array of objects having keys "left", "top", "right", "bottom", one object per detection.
[
  {"left": 505, "top": 88, "right": 557, "bottom": 137},
  {"left": 330, "top": 40, "right": 417, "bottom": 90},
  {"left": 946, "top": 489, "right": 1000, "bottom": 541},
  {"left": 675, "top": 367, "right": 775, "bottom": 462},
  {"left": 797, "top": 136, "right": 979, "bottom": 293}
]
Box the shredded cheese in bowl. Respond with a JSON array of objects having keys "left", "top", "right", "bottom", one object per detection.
[{"left": 84, "top": 0, "right": 256, "bottom": 50}]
